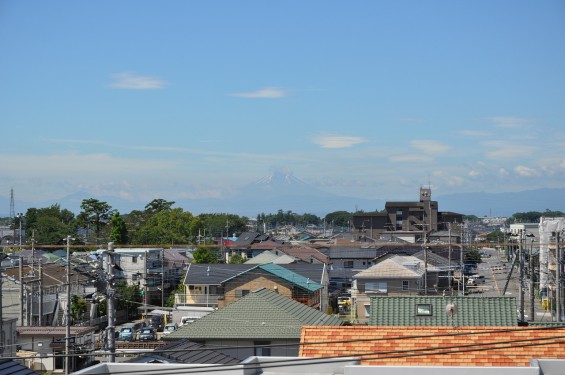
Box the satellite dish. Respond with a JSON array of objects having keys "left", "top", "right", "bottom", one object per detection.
[{"left": 446, "top": 303, "right": 457, "bottom": 317}]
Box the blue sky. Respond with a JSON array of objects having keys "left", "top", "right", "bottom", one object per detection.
[{"left": 1, "top": 1, "right": 564, "bottom": 212}]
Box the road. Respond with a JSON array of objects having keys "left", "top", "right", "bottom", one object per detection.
[{"left": 472, "top": 247, "right": 552, "bottom": 322}]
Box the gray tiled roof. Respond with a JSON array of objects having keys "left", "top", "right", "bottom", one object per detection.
[
  {"left": 165, "top": 288, "right": 342, "bottom": 341},
  {"left": 135, "top": 339, "right": 240, "bottom": 364},
  {"left": 369, "top": 296, "right": 518, "bottom": 326}
]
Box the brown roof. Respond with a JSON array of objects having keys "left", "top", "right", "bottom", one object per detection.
[
  {"left": 279, "top": 247, "right": 329, "bottom": 264},
  {"left": 17, "top": 326, "right": 96, "bottom": 336},
  {"left": 4, "top": 263, "right": 90, "bottom": 287},
  {"left": 300, "top": 326, "right": 565, "bottom": 367}
]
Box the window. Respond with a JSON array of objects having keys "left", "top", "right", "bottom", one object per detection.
[
  {"left": 132, "top": 256, "right": 137, "bottom": 263},
  {"left": 235, "top": 289, "right": 250, "bottom": 297},
  {"left": 344, "top": 261, "right": 354, "bottom": 268},
  {"left": 402, "top": 280, "right": 409, "bottom": 291},
  {"left": 364, "top": 304, "right": 371, "bottom": 317},
  {"left": 366, "top": 282, "right": 387, "bottom": 293},
  {"left": 416, "top": 303, "right": 433, "bottom": 316},
  {"left": 254, "top": 341, "right": 271, "bottom": 356}
]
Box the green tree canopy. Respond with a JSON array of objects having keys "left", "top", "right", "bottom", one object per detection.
[
  {"left": 109, "top": 212, "right": 128, "bottom": 245},
  {"left": 78, "top": 198, "right": 115, "bottom": 243},
  {"left": 192, "top": 247, "right": 219, "bottom": 264},
  {"left": 24, "top": 205, "right": 76, "bottom": 244},
  {"left": 324, "top": 211, "right": 352, "bottom": 228}
]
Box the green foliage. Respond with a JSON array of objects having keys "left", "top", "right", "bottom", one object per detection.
[
  {"left": 71, "top": 294, "right": 87, "bottom": 321},
  {"left": 464, "top": 248, "right": 482, "bottom": 265},
  {"left": 114, "top": 281, "right": 142, "bottom": 319},
  {"left": 510, "top": 210, "right": 565, "bottom": 223},
  {"left": 197, "top": 213, "right": 248, "bottom": 237},
  {"left": 78, "top": 198, "right": 115, "bottom": 242},
  {"left": 109, "top": 212, "right": 128, "bottom": 244},
  {"left": 166, "top": 277, "right": 186, "bottom": 307},
  {"left": 228, "top": 253, "right": 245, "bottom": 264},
  {"left": 256, "top": 210, "right": 321, "bottom": 230},
  {"left": 24, "top": 205, "right": 76, "bottom": 245},
  {"left": 324, "top": 211, "right": 352, "bottom": 228},
  {"left": 192, "top": 247, "right": 219, "bottom": 264}
]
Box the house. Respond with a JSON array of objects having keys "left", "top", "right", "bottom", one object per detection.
[
  {"left": 177, "top": 263, "right": 329, "bottom": 310},
  {"left": 351, "top": 255, "right": 442, "bottom": 323},
  {"left": 299, "top": 325, "right": 565, "bottom": 367},
  {"left": 367, "top": 296, "right": 518, "bottom": 326},
  {"left": 164, "top": 288, "right": 342, "bottom": 360},
  {"left": 3, "top": 262, "right": 96, "bottom": 326},
  {"left": 95, "top": 247, "right": 166, "bottom": 307},
  {"left": 17, "top": 326, "right": 97, "bottom": 373}
]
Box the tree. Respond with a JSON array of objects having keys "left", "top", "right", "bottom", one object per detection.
[
  {"left": 24, "top": 205, "right": 76, "bottom": 244},
  {"left": 78, "top": 198, "right": 115, "bottom": 242},
  {"left": 192, "top": 247, "right": 219, "bottom": 264},
  {"left": 109, "top": 212, "right": 128, "bottom": 244},
  {"left": 325, "top": 211, "right": 352, "bottom": 228},
  {"left": 228, "top": 253, "right": 245, "bottom": 264},
  {"left": 144, "top": 198, "right": 175, "bottom": 214},
  {"left": 71, "top": 294, "right": 87, "bottom": 322},
  {"left": 114, "top": 281, "right": 142, "bottom": 320}
]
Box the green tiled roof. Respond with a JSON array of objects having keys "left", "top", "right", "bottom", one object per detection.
[
  {"left": 369, "top": 296, "right": 517, "bottom": 327},
  {"left": 258, "top": 263, "right": 323, "bottom": 292},
  {"left": 222, "top": 263, "right": 323, "bottom": 292},
  {"left": 165, "top": 288, "right": 342, "bottom": 341}
]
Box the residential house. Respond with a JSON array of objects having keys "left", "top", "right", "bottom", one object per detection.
[
  {"left": 351, "top": 255, "right": 441, "bottom": 323},
  {"left": 177, "top": 263, "right": 327, "bottom": 310},
  {"left": 367, "top": 296, "right": 518, "bottom": 326},
  {"left": 300, "top": 325, "right": 565, "bottom": 367},
  {"left": 3, "top": 262, "right": 96, "bottom": 326},
  {"left": 17, "top": 326, "right": 96, "bottom": 373},
  {"left": 175, "top": 263, "right": 328, "bottom": 310},
  {"left": 165, "top": 288, "right": 342, "bottom": 360},
  {"left": 96, "top": 247, "right": 165, "bottom": 307}
]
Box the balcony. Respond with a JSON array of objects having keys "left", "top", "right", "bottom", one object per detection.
[{"left": 174, "top": 293, "right": 221, "bottom": 307}]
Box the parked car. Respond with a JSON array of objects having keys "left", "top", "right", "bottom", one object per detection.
[
  {"left": 118, "top": 326, "right": 135, "bottom": 341},
  {"left": 163, "top": 323, "right": 178, "bottom": 335},
  {"left": 139, "top": 327, "right": 156, "bottom": 341},
  {"left": 467, "top": 275, "right": 486, "bottom": 286}
]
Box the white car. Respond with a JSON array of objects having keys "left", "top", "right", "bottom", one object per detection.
[
  {"left": 467, "top": 275, "right": 486, "bottom": 286},
  {"left": 163, "top": 323, "right": 178, "bottom": 335}
]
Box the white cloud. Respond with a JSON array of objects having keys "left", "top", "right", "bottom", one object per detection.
[
  {"left": 486, "top": 116, "right": 530, "bottom": 128},
  {"left": 468, "top": 169, "right": 481, "bottom": 177},
  {"left": 498, "top": 168, "right": 510, "bottom": 177},
  {"left": 410, "top": 140, "right": 450, "bottom": 155},
  {"left": 230, "top": 87, "right": 287, "bottom": 98},
  {"left": 311, "top": 135, "right": 367, "bottom": 149},
  {"left": 484, "top": 141, "right": 536, "bottom": 159},
  {"left": 514, "top": 165, "right": 540, "bottom": 177},
  {"left": 108, "top": 72, "right": 166, "bottom": 90}
]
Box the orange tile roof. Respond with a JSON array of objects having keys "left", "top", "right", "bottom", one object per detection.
[{"left": 299, "top": 326, "right": 565, "bottom": 367}]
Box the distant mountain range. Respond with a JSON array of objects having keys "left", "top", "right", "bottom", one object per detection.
[{"left": 2, "top": 169, "right": 564, "bottom": 218}]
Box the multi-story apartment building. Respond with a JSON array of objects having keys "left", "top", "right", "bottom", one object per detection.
[{"left": 352, "top": 187, "right": 464, "bottom": 242}]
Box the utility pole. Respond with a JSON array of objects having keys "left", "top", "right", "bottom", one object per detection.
[
  {"left": 557, "top": 232, "right": 562, "bottom": 322},
  {"left": 530, "top": 238, "right": 535, "bottom": 321},
  {"left": 65, "top": 235, "right": 71, "bottom": 375},
  {"left": 39, "top": 263, "right": 43, "bottom": 326},
  {"left": 105, "top": 244, "right": 116, "bottom": 362},
  {"left": 161, "top": 248, "right": 164, "bottom": 308},
  {"left": 518, "top": 230, "right": 525, "bottom": 323},
  {"left": 144, "top": 250, "right": 148, "bottom": 319},
  {"left": 19, "top": 260, "right": 23, "bottom": 326}
]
